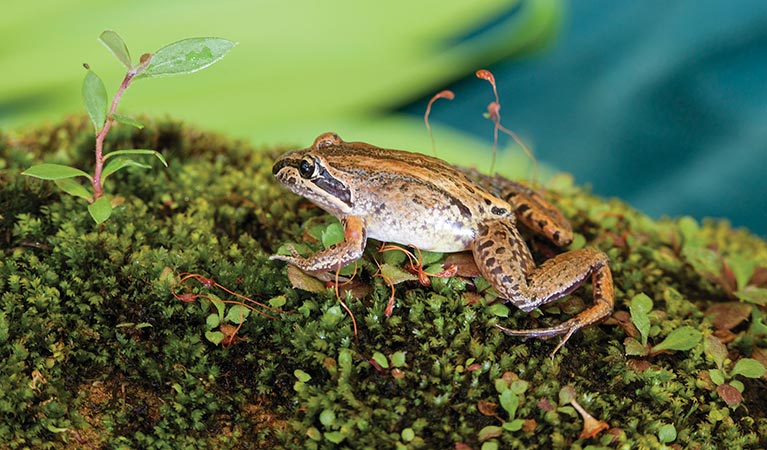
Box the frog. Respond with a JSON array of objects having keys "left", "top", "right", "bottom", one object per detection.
[{"left": 270, "top": 132, "right": 614, "bottom": 355}]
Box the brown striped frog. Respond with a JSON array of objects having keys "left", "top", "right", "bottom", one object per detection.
[{"left": 270, "top": 132, "right": 614, "bottom": 355}]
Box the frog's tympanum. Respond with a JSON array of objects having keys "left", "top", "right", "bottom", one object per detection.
[{"left": 271, "top": 132, "right": 614, "bottom": 354}]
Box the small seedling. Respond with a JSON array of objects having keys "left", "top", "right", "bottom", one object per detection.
[
  {"left": 22, "top": 30, "right": 236, "bottom": 224},
  {"left": 173, "top": 272, "right": 287, "bottom": 346},
  {"left": 623, "top": 293, "right": 702, "bottom": 357},
  {"left": 702, "top": 334, "right": 766, "bottom": 407},
  {"left": 477, "top": 372, "right": 531, "bottom": 445}
]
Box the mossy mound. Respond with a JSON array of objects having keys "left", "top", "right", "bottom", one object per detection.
[{"left": 1, "top": 117, "right": 765, "bottom": 449}]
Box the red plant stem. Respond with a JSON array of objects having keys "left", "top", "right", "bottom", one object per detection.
[{"left": 92, "top": 71, "right": 136, "bottom": 200}]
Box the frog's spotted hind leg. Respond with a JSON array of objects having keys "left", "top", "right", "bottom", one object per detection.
[{"left": 472, "top": 219, "right": 614, "bottom": 357}]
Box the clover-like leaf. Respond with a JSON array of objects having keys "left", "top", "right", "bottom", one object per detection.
[
  {"left": 99, "top": 30, "right": 132, "bottom": 68},
  {"left": 136, "top": 37, "right": 236, "bottom": 79},
  {"left": 82, "top": 69, "right": 108, "bottom": 132},
  {"left": 22, "top": 163, "right": 92, "bottom": 181},
  {"left": 87, "top": 195, "right": 112, "bottom": 224},
  {"left": 204, "top": 330, "right": 224, "bottom": 346}
]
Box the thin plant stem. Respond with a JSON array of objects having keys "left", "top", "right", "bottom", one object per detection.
[{"left": 92, "top": 71, "right": 136, "bottom": 199}]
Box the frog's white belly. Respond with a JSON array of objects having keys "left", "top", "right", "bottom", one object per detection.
[{"left": 365, "top": 216, "right": 475, "bottom": 253}]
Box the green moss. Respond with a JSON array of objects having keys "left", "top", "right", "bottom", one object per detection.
[{"left": 1, "top": 117, "right": 766, "bottom": 449}]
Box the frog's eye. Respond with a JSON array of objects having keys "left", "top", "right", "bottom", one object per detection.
[
  {"left": 313, "top": 132, "right": 342, "bottom": 149},
  {"left": 298, "top": 157, "right": 316, "bottom": 178}
]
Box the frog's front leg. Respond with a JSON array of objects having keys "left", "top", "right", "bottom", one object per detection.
[
  {"left": 472, "top": 219, "right": 614, "bottom": 356},
  {"left": 270, "top": 216, "right": 367, "bottom": 272}
]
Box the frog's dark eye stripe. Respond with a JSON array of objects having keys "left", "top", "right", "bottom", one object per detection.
[{"left": 312, "top": 164, "right": 351, "bottom": 206}]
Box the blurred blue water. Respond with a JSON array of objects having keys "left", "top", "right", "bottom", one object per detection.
[{"left": 403, "top": 0, "right": 767, "bottom": 236}]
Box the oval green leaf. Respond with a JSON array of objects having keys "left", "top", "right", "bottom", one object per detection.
[
  {"left": 99, "top": 30, "right": 132, "bottom": 68},
  {"left": 478, "top": 425, "right": 503, "bottom": 442},
  {"left": 651, "top": 326, "right": 702, "bottom": 353},
  {"left": 103, "top": 149, "right": 168, "bottom": 166},
  {"left": 658, "top": 423, "right": 677, "bottom": 444},
  {"left": 371, "top": 351, "right": 389, "bottom": 369},
  {"left": 54, "top": 179, "right": 92, "bottom": 200},
  {"left": 102, "top": 157, "right": 152, "bottom": 181},
  {"left": 629, "top": 293, "right": 653, "bottom": 345},
  {"left": 22, "top": 163, "right": 92, "bottom": 181},
  {"left": 136, "top": 37, "right": 236, "bottom": 79},
  {"left": 82, "top": 70, "right": 108, "bottom": 132},
  {"left": 730, "top": 358, "right": 766, "bottom": 379},
  {"left": 488, "top": 303, "right": 510, "bottom": 318},
  {"left": 499, "top": 389, "right": 518, "bottom": 419},
  {"left": 111, "top": 113, "right": 144, "bottom": 129},
  {"left": 87, "top": 195, "right": 112, "bottom": 224}
]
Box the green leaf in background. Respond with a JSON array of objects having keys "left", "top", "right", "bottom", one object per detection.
[
  {"left": 650, "top": 326, "right": 702, "bottom": 353},
  {"left": 87, "top": 195, "right": 112, "bottom": 224},
  {"left": 103, "top": 149, "right": 168, "bottom": 166},
  {"left": 101, "top": 157, "right": 152, "bottom": 180},
  {"left": 54, "top": 178, "right": 92, "bottom": 200},
  {"left": 98, "top": 30, "right": 132, "bottom": 68},
  {"left": 82, "top": 69, "right": 108, "bottom": 132},
  {"left": 136, "top": 37, "right": 236, "bottom": 79},
  {"left": 730, "top": 358, "right": 766, "bottom": 379},
  {"left": 111, "top": 113, "right": 144, "bottom": 129},
  {"left": 22, "top": 163, "right": 92, "bottom": 180}
]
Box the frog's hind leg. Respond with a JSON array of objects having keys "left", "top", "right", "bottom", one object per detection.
[{"left": 472, "top": 219, "right": 614, "bottom": 356}]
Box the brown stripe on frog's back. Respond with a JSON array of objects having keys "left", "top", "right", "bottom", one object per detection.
[
  {"left": 324, "top": 145, "right": 482, "bottom": 217},
  {"left": 317, "top": 142, "right": 502, "bottom": 219}
]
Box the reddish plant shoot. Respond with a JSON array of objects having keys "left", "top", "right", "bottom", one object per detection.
[
  {"left": 424, "top": 90, "right": 455, "bottom": 156},
  {"left": 475, "top": 69, "right": 538, "bottom": 179},
  {"left": 173, "top": 272, "right": 287, "bottom": 321},
  {"left": 377, "top": 243, "right": 458, "bottom": 317}
]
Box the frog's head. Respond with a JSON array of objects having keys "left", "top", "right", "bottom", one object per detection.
[{"left": 272, "top": 132, "right": 353, "bottom": 216}]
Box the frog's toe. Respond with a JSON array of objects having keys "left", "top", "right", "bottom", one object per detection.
[{"left": 495, "top": 319, "right": 591, "bottom": 358}]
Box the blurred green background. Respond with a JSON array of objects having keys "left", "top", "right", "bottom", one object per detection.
[
  {"left": 2, "top": 0, "right": 765, "bottom": 234},
  {"left": 1, "top": 0, "right": 556, "bottom": 161}
]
